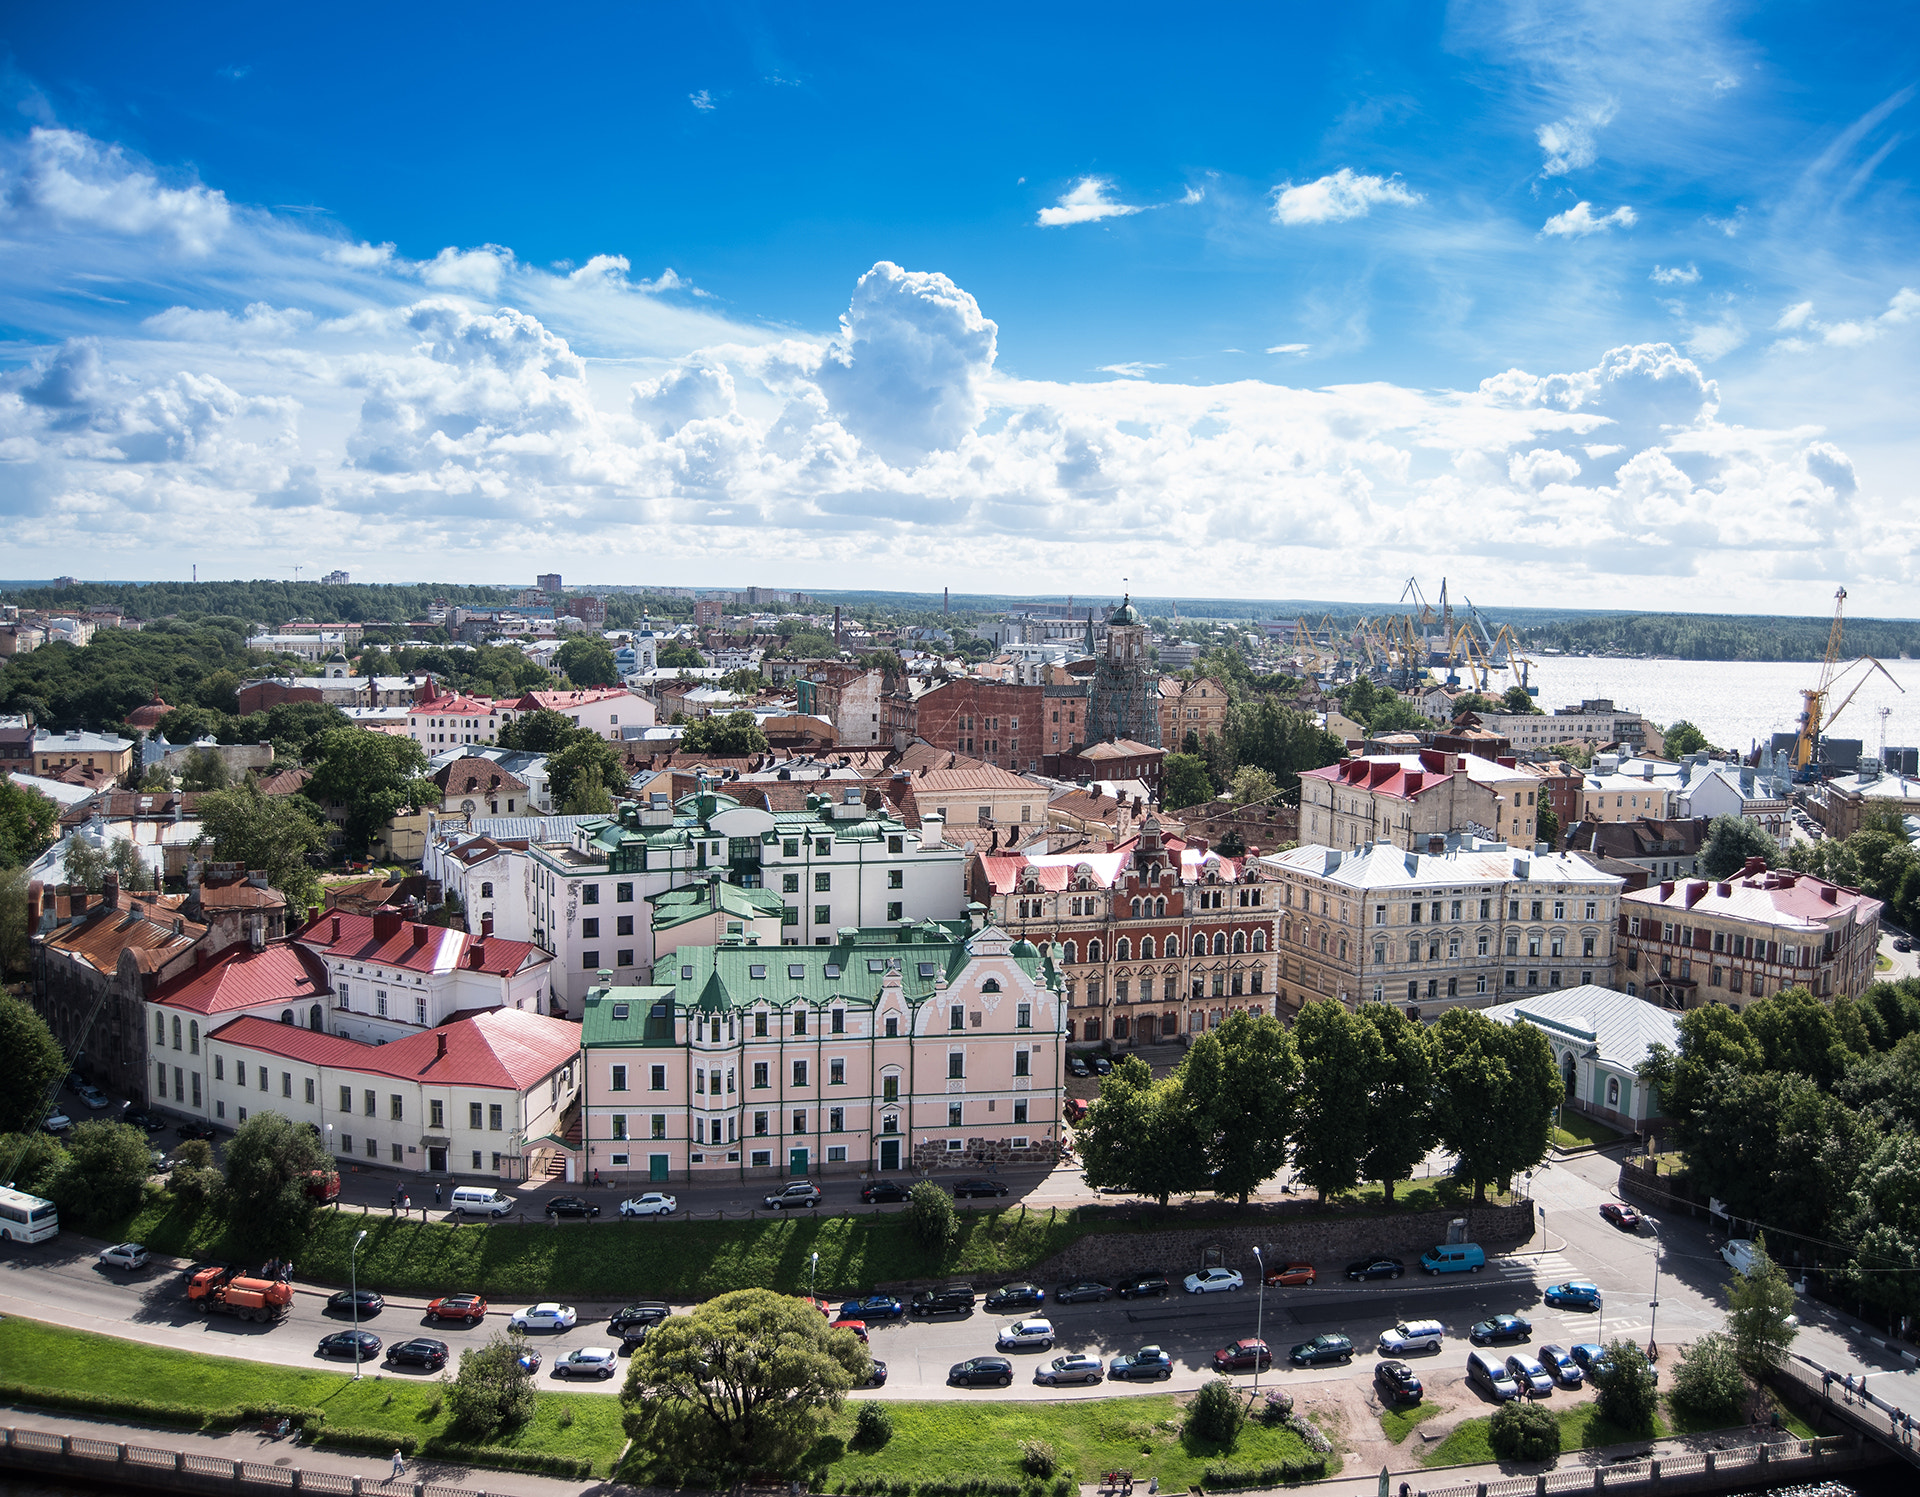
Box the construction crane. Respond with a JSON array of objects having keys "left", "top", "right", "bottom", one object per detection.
[
  {"left": 1450, "top": 624, "right": 1493, "bottom": 692},
  {"left": 1491, "top": 625, "right": 1538, "bottom": 698},
  {"left": 1791, "top": 587, "right": 1905, "bottom": 772}
]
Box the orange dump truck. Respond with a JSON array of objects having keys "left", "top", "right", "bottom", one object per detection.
[{"left": 186, "top": 1265, "right": 294, "bottom": 1323}]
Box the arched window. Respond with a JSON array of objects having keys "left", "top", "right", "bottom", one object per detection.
[
  {"left": 1140, "top": 936, "right": 1155, "bottom": 960},
  {"left": 1116, "top": 938, "right": 1131, "bottom": 962},
  {"left": 171, "top": 1015, "right": 182, "bottom": 1050},
  {"left": 480, "top": 881, "right": 493, "bottom": 898},
  {"left": 1232, "top": 931, "right": 1246, "bottom": 954},
  {"left": 1212, "top": 931, "right": 1227, "bottom": 956},
  {"left": 1252, "top": 930, "right": 1267, "bottom": 952},
  {"left": 1154, "top": 897, "right": 1166, "bottom": 916},
  {"left": 1165, "top": 934, "right": 1180, "bottom": 958},
  {"left": 1063, "top": 941, "right": 1078, "bottom": 964},
  {"left": 981, "top": 978, "right": 1001, "bottom": 993},
  {"left": 309, "top": 1003, "right": 324, "bottom": 1031},
  {"left": 1088, "top": 939, "right": 1103, "bottom": 962},
  {"left": 188, "top": 1021, "right": 199, "bottom": 1054},
  {"left": 1064, "top": 1019, "right": 1077, "bottom": 1040},
  {"left": 281, "top": 1009, "right": 294, "bottom": 1025},
  {"left": 1130, "top": 899, "right": 1142, "bottom": 918},
  {"left": 1607, "top": 1076, "right": 1621, "bottom": 1107}
]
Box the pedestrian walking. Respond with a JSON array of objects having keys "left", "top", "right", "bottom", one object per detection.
[
  {"left": 434, "top": 1181, "right": 442, "bottom": 1206},
  {"left": 390, "top": 1448, "right": 405, "bottom": 1478},
  {"left": 1824, "top": 1369, "right": 1834, "bottom": 1398}
]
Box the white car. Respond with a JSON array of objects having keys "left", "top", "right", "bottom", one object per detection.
[
  {"left": 42, "top": 1113, "right": 72, "bottom": 1134},
  {"left": 619, "top": 1193, "right": 678, "bottom": 1217},
  {"left": 996, "top": 1317, "right": 1057, "bottom": 1350},
  {"left": 99, "top": 1243, "right": 150, "bottom": 1270},
  {"left": 553, "top": 1347, "right": 619, "bottom": 1379},
  {"left": 509, "top": 1302, "right": 579, "bottom": 1332},
  {"left": 1184, "top": 1268, "right": 1245, "bottom": 1294}
]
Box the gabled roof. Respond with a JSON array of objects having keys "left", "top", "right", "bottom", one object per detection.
[
  {"left": 153, "top": 941, "right": 330, "bottom": 1015},
  {"left": 1076, "top": 739, "right": 1160, "bottom": 761},
  {"left": 1481, "top": 983, "right": 1679, "bottom": 1073},
  {"left": 650, "top": 880, "right": 785, "bottom": 932},
  {"left": 40, "top": 894, "right": 204, "bottom": 974},
  {"left": 433, "top": 757, "right": 530, "bottom": 796},
  {"left": 1622, "top": 866, "right": 1882, "bottom": 930},
  {"left": 294, "top": 909, "right": 548, "bottom": 977},
  {"left": 207, "top": 1007, "right": 580, "bottom": 1090}
]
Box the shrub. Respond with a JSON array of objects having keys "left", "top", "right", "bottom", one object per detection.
[
  {"left": 906, "top": 1179, "right": 957, "bottom": 1250},
  {"left": 420, "top": 1439, "right": 592, "bottom": 1478},
  {"left": 313, "top": 1426, "right": 420, "bottom": 1457},
  {"left": 1185, "top": 1379, "right": 1246, "bottom": 1448},
  {"left": 1592, "top": 1339, "right": 1660, "bottom": 1433},
  {"left": 1020, "top": 1439, "right": 1058, "bottom": 1478},
  {"left": 854, "top": 1402, "right": 895, "bottom": 1449},
  {"left": 1670, "top": 1331, "right": 1749, "bottom": 1425},
  {"left": 445, "top": 1331, "right": 537, "bottom": 1435},
  {"left": 1200, "top": 1457, "right": 1329, "bottom": 1488},
  {"left": 1257, "top": 1388, "right": 1294, "bottom": 1423},
  {"left": 1489, "top": 1401, "right": 1560, "bottom": 1462}
]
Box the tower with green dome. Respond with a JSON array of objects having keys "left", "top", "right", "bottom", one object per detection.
[{"left": 1086, "top": 594, "right": 1160, "bottom": 749}]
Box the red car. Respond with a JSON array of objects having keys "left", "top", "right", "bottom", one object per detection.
[
  {"left": 1600, "top": 1203, "right": 1640, "bottom": 1231},
  {"left": 1264, "top": 1262, "right": 1316, "bottom": 1286},
  {"left": 830, "top": 1318, "right": 869, "bottom": 1343},
  {"left": 426, "top": 1294, "right": 488, "bottom": 1324},
  {"left": 1213, "top": 1338, "right": 1273, "bottom": 1372}
]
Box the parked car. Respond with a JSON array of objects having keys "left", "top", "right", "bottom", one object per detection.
[
  {"left": 1090, "top": 1056, "right": 1112, "bottom": 1075},
  {"left": 1506, "top": 1352, "right": 1555, "bottom": 1396},
  {"left": 1116, "top": 1273, "right": 1171, "bottom": 1299},
  {"left": 426, "top": 1294, "right": 488, "bottom": 1324},
  {"left": 387, "top": 1338, "right": 450, "bottom": 1371},
  {"left": 860, "top": 1359, "right": 889, "bottom": 1387},
  {"left": 1600, "top": 1202, "right": 1640, "bottom": 1231},
  {"left": 1213, "top": 1339, "right": 1272, "bottom": 1373},
  {"left": 1055, "top": 1279, "right": 1113, "bottom": 1304},
  {"left": 126, "top": 1109, "right": 167, "bottom": 1132},
  {"left": 1469, "top": 1314, "right": 1533, "bottom": 1346},
  {"left": 148, "top": 1150, "right": 172, "bottom": 1174},
  {"left": 98, "top": 1242, "right": 149, "bottom": 1270},
  {"left": 1289, "top": 1334, "right": 1354, "bottom": 1366},
  {"left": 984, "top": 1283, "right": 1046, "bottom": 1311},
  {"left": 1108, "top": 1346, "right": 1173, "bottom": 1381},
  {"left": 1538, "top": 1344, "right": 1584, "bottom": 1387},
  {"left": 619, "top": 1192, "right": 677, "bottom": 1217},
  {"left": 509, "top": 1303, "right": 578, "bottom": 1332},
  {"left": 1066, "top": 1056, "right": 1092, "bottom": 1077},
  {"left": 318, "top": 1331, "right": 382, "bottom": 1360},
  {"left": 1568, "top": 1343, "right": 1614, "bottom": 1379},
  {"left": 1467, "top": 1350, "right": 1522, "bottom": 1402},
  {"left": 42, "top": 1113, "right": 72, "bottom": 1134},
  {"left": 76, "top": 1084, "right": 109, "bottom": 1109},
  {"left": 1036, "top": 1353, "right": 1104, "bottom": 1385},
  {"left": 1896, "top": 937, "right": 1913, "bottom": 952},
  {"left": 554, "top": 1347, "right": 619, "bottom": 1379},
  {"left": 1374, "top": 1360, "right": 1423, "bottom": 1403},
  {"left": 1377, "top": 1319, "right": 1445, "bottom": 1355},
  {"left": 327, "top": 1289, "right": 384, "bottom": 1316},
  {"left": 1264, "top": 1262, "right": 1316, "bottom": 1287},
  {"left": 764, "top": 1182, "right": 823, "bottom": 1210},
  {"left": 948, "top": 1356, "right": 1015, "bottom": 1387},
  {"left": 544, "top": 1195, "right": 600, "bottom": 1219},
  {"left": 608, "top": 1303, "right": 671, "bottom": 1335},
  {"left": 910, "top": 1283, "right": 977, "bottom": 1315},
  {"left": 1345, "top": 1257, "right": 1405, "bottom": 1281},
  {"left": 951, "top": 1177, "right": 1009, "bottom": 1199},
  {"left": 997, "top": 1318, "right": 1057, "bottom": 1351},
  {"left": 1064, "top": 1097, "right": 1090, "bottom": 1123},
  {"left": 1543, "top": 1281, "right": 1602, "bottom": 1312},
  {"left": 515, "top": 1348, "right": 543, "bottom": 1375},
  {"left": 840, "top": 1295, "right": 905, "bottom": 1321},
  {"left": 1184, "top": 1268, "right": 1244, "bottom": 1294},
  {"left": 175, "top": 1122, "right": 216, "bottom": 1140},
  {"left": 860, "top": 1180, "right": 912, "bottom": 1203}
]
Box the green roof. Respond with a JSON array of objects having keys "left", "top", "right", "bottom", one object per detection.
[
  {"left": 650, "top": 880, "right": 785, "bottom": 932},
  {"left": 580, "top": 985, "right": 677, "bottom": 1047}
]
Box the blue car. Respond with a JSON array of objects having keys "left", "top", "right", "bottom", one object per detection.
[
  {"left": 1544, "top": 1281, "right": 1602, "bottom": 1312},
  {"left": 839, "top": 1295, "right": 904, "bottom": 1321},
  {"left": 1569, "top": 1343, "right": 1613, "bottom": 1379}
]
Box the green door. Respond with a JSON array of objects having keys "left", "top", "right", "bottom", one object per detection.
[
  {"left": 879, "top": 1139, "right": 900, "bottom": 1172},
  {"left": 649, "top": 1154, "right": 669, "bottom": 1182},
  {"left": 789, "top": 1148, "right": 809, "bottom": 1177}
]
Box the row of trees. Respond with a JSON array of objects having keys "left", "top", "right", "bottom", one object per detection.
[
  {"left": 1519, "top": 611, "right": 1920, "bottom": 663},
  {"left": 1639, "top": 978, "right": 1920, "bottom": 1324},
  {"left": 1782, "top": 808, "right": 1920, "bottom": 932},
  {"left": 0, "top": 580, "right": 509, "bottom": 627},
  {"left": 1160, "top": 697, "right": 1345, "bottom": 810},
  {"left": 1078, "top": 1003, "right": 1561, "bottom": 1206}
]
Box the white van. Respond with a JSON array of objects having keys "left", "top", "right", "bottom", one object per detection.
[
  {"left": 1721, "top": 1239, "right": 1757, "bottom": 1275},
  {"left": 1378, "top": 1319, "right": 1446, "bottom": 1354},
  {"left": 1466, "top": 1349, "right": 1521, "bottom": 1402},
  {"left": 451, "top": 1186, "right": 513, "bottom": 1217}
]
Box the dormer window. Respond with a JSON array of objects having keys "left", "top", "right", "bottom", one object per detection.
[
  {"left": 749, "top": 965, "right": 767, "bottom": 979},
  {"left": 789, "top": 963, "right": 806, "bottom": 979}
]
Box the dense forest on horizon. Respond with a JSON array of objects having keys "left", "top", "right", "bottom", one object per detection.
[
  {"left": 0, "top": 580, "right": 511, "bottom": 628},
  {"left": 1514, "top": 612, "right": 1920, "bottom": 663}
]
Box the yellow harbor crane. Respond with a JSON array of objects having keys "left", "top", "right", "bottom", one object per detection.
[{"left": 1792, "top": 587, "right": 1905, "bottom": 771}]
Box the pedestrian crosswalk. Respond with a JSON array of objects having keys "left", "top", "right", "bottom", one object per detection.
[{"left": 1492, "top": 1251, "right": 1579, "bottom": 1280}]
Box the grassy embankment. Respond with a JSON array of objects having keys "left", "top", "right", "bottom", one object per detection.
[{"left": 1418, "top": 1396, "right": 1816, "bottom": 1467}]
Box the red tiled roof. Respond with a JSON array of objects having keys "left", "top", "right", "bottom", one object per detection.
[
  {"left": 207, "top": 1007, "right": 580, "bottom": 1090},
  {"left": 433, "top": 757, "right": 530, "bottom": 796},
  {"left": 517, "top": 687, "right": 635, "bottom": 711},
  {"left": 294, "top": 909, "right": 547, "bottom": 977},
  {"left": 253, "top": 766, "right": 314, "bottom": 797},
  {"left": 40, "top": 895, "right": 205, "bottom": 974},
  {"left": 153, "top": 942, "right": 330, "bottom": 1015}
]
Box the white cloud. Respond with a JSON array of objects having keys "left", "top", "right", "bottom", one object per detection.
[
  {"left": 1270, "top": 168, "right": 1422, "bottom": 225},
  {"left": 1266, "top": 344, "right": 1310, "bottom": 355},
  {"left": 1536, "top": 101, "right": 1617, "bottom": 176},
  {"left": 1703, "top": 207, "right": 1746, "bottom": 236},
  {"left": 1178, "top": 185, "right": 1204, "bottom": 205},
  {"left": 1540, "top": 202, "right": 1637, "bottom": 237},
  {"left": 420, "top": 244, "right": 515, "bottom": 295},
  {"left": 1774, "top": 302, "right": 1814, "bottom": 332},
  {"left": 2, "top": 128, "right": 231, "bottom": 256},
  {"left": 1097, "top": 363, "right": 1163, "bottom": 378},
  {"left": 689, "top": 90, "right": 715, "bottom": 111},
  {"left": 1651, "top": 263, "right": 1700, "bottom": 285},
  {"left": 1682, "top": 316, "right": 1747, "bottom": 362},
  {"left": 1772, "top": 288, "right": 1920, "bottom": 349},
  {"left": 1036, "top": 177, "right": 1144, "bottom": 227},
  {"left": 1508, "top": 447, "right": 1583, "bottom": 487}
]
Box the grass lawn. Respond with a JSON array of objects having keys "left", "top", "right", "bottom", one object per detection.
[
  {"left": 1379, "top": 1401, "right": 1443, "bottom": 1443},
  {"left": 1422, "top": 1401, "right": 1671, "bottom": 1467},
  {"left": 1550, "top": 1112, "right": 1628, "bottom": 1151},
  {"left": 1326, "top": 1179, "right": 1513, "bottom": 1211},
  {"left": 0, "top": 1316, "right": 630, "bottom": 1474},
  {"left": 1877, "top": 953, "right": 1894, "bottom": 971}
]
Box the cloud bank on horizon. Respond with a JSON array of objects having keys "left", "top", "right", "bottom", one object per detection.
[{"left": 0, "top": 118, "right": 1913, "bottom": 611}]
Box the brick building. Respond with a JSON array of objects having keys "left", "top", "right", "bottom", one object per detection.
[
  {"left": 1159, "top": 676, "right": 1229, "bottom": 749},
  {"left": 1300, "top": 749, "right": 1539, "bottom": 853},
  {"left": 913, "top": 678, "right": 1044, "bottom": 772}
]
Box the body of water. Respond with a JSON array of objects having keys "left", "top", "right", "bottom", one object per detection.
[{"left": 1516, "top": 657, "right": 1920, "bottom": 760}]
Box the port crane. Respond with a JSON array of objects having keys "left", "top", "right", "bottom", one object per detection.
[{"left": 1791, "top": 587, "right": 1904, "bottom": 772}]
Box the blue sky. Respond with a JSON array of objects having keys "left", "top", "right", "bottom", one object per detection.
[{"left": 1, "top": 1, "right": 1917, "bottom": 612}]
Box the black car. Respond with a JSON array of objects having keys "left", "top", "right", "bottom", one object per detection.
[
  {"left": 1469, "top": 1314, "right": 1533, "bottom": 1346},
  {"left": 1054, "top": 1279, "right": 1113, "bottom": 1304},
  {"left": 984, "top": 1282, "right": 1046, "bottom": 1312},
  {"left": 1090, "top": 1056, "right": 1112, "bottom": 1075},
  {"left": 175, "top": 1122, "right": 216, "bottom": 1141},
  {"left": 609, "top": 1302, "right": 671, "bottom": 1335},
  {"left": 1067, "top": 1056, "right": 1092, "bottom": 1077},
  {"left": 910, "top": 1284, "right": 977, "bottom": 1315},
  {"left": 860, "top": 1180, "right": 912, "bottom": 1203},
  {"left": 317, "top": 1330, "right": 382, "bottom": 1360},
  {"left": 545, "top": 1195, "right": 600, "bottom": 1219},
  {"left": 1345, "top": 1257, "right": 1405, "bottom": 1281},
  {"left": 388, "top": 1337, "right": 450, "bottom": 1371},
  {"left": 1116, "top": 1273, "right": 1171, "bottom": 1299},
  {"left": 1288, "top": 1334, "right": 1354, "bottom": 1366},
  {"left": 951, "top": 1177, "right": 1009, "bottom": 1199},
  {"left": 949, "top": 1356, "right": 1015, "bottom": 1387},
  {"left": 1375, "top": 1360, "right": 1423, "bottom": 1403},
  {"left": 617, "top": 1324, "right": 650, "bottom": 1353},
  {"left": 860, "top": 1359, "right": 889, "bottom": 1387},
  {"left": 327, "top": 1289, "right": 384, "bottom": 1316},
  {"left": 126, "top": 1109, "right": 167, "bottom": 1132}
]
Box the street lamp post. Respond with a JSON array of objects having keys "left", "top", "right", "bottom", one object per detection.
[
  {"left": 350, "top": 1229, "right": 368, "bottom": 1379},
  {"left": 1645, "top": 1220, "right": 1661, "bottom": 1365},
  {"left": 810, "top": 1251, "right": 819, "bottom": 1307},
  {"left": 1252, "top": 1245, "right": 1266, "bottom": 1396}
]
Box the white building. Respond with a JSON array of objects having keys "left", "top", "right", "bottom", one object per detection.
[{"left": 512, "top": 687, "right": 653, "bottom": 741}]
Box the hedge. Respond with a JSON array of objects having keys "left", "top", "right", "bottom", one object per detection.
[
  {"left": 309, "top": 1426, "right": 420, "bottom": 1457},
  {"left": 1200, "top": 1457, "right": 1329, "bottom": 1488},
  {"left": 422, "top": 1439, "right": 594, "bottom": 1479},
  {"left": 833, "top": 1479, "right": 1072, "bottom": 1497},
  {"left": 0, "top": 1384, "right": 324, "bottom": 1436}
]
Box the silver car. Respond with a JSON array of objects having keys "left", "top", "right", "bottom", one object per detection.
[
  {"left": 1506, "top": 1352, "right": 1555, "bottom": 1396},
  {"left": 997, "top": 1317, "right": 1057, "bottom": 1350},
  {"left": 98, "top": 1243, "right": 150, "bottom": 1270},
  {"left": 1035, "top": 1352, "right": 1103, "bottom": 1385},
  {"left": 554, "top": 1347, "right": 618, "bottom": 1379}
]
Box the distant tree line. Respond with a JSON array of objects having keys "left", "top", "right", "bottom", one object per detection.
[
  {"left": 0, "top": 580, "right": 511, "bottom": 626},
  {"left": 1518, "top": 612, "right": 1920, "bottom": 662}
]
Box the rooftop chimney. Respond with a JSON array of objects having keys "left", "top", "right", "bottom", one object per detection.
[
  {"left": 480, "top": 913, "right": 494, "bottom": 938},
  {"left": 469, "top": 940, "right": 486, "bottom": 970},
  {"left": 435, "top": 1031, "right": 448, "bottom": 1059},
  {"left": 371, "top": 908, "right": 404, "bottom": 943},
  {"left": 330, "top": 915, "right": 342, "bottom": 942},
  {"left": 412, "top": 923, "right": 429, "bottom": 948}
]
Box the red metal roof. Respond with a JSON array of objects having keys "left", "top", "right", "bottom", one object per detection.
[
  {"left": 206, "top": 1008, "right": 580, "bottom": 1090},
  {"left": 153, "top": 942, "right": 331, "bottom": 1015},
  {"left": 293, "top": 908, "right": 546, "bottom": 977}
]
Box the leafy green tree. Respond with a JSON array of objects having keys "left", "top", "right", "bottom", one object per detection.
[
  {"left": 195, "top": 668, "right": 243, "bottom": 715},
  {"left": 1637, "top": 1005, "right": 1765, "bottom": 1141},
  {"left": 1701, "top": 815, "right": 1779, "bottom": 878},
  {"left": 1185, "top": 1379, "right": 1246, "bottom": 1448},
  {"left": 64, "top": 836, "right": 153, "bottom": 893},
  {"left": 303, "top": 728, "right": 435, "bottom": 853},
  {"left": 45, "top": 1119, "right": 154, "bottom": 1230},
  {"left": 906, "top": 1178, "right": 956, "bottom": 1250},
  {"left": 619, "top": 1288, "right": 868, "bottom": 1480},
  {"left": 447, "top": 1330, "right": 538, "bottom": 1435},
  {"left": 1451, "top": 693, "right": 1502, "bottom": 718},
  {"left": 1162, "top": 753, "right": 1213, "bottom": 809},
  {"left": 0, "top": 778, "right": 60, "bottom": 866},
  {"left": 1744, "top": 985, "right": 1860, "bottom": 1089},
  {"left": 1725, "top": 1235, "right": 1800, "bottom": 1374},
  {"left": 496, "top": 707, "right": 579, "bottom": 754},
  {"left": 0, "top": 1129, "right": 69, "bottom": 1196},
  {"left": 1489, "top": 1401, "right": 1559, "bottom": 1461},
  {"left": 220, "top": 1111, "right": 331, "bottom": 1252},
  {"left": 719, "top": 669, "right": 766, "bottom": 694},
  {"left": 549, "top": 733, "right": 626, "bottom": 808},
  {"left": 156, "top": 704, "right": 229, "bottom": 743},
  {"left": 563, "top": 779, "right": 616, "bottom": 816},
  {"left": 194, "top": 783, "right": 327, "bottom": 912},
  {"left": 179, "top": 746, "right": 231, "bottom": 791},
  {"left": 1429, "top": 1008, "right": 1561, "bottom": 1202},
  {"left": 1290, "top": 1000, "right": 1380, "bottom": 1200},
  {"left": 1536, "top": 803, "right": 1561, "bottom": 851},
  {"left": 1839, "top": 1130, "right": 1920, "bottom": 1324},
  {"left": 1365, "top": 694, "right": 1430, "bottom": 733},
  {"left": 657, "top": 641, "right": 708, "bottom": 669},
  {"left": 1592, "top": 1339, "right": 1659, "bottom": 1432},
  {"left": 1077, "top": 1054, "right": 1206, "bottom": 1205},
  {"left": 0, "top": 867, "right": 32, "bottom": 979},
  {"left": 1501, "top": 684, "right": 1542, "bottom": 714},
  {"left": 554, "top": 637, "right": 621, "bottom": 687},
  {"left": 0, "top": 994, "right": 67, "bottom": 1134},
  {"left": 137, "top": 764, "right": 176, "bottom": 792},
  {"left": 681, "top": 711, "right": 770, "bottom": 757},
  {"left": 1664, "top": 720, "right": 1714, "bottom": 757},
  {"left": 1683, "top": 1067, "right": 1867, "bottom": 1240},
  {"left": 1668, "top": 1331, "right": 1749, "bottom": 1425},
  {"left": 1356, "top": 1004, "right": 1436, "bottom": 1203},
  {"left": 1180, "top": 1010, "right": 1300, "bottom": 1203},
  {"left": 167, "top": 1137, "right": 222, "bottom": 1205},
  {"left": 1230, "top": 765, "right": 1279, "bottom": 806}
]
